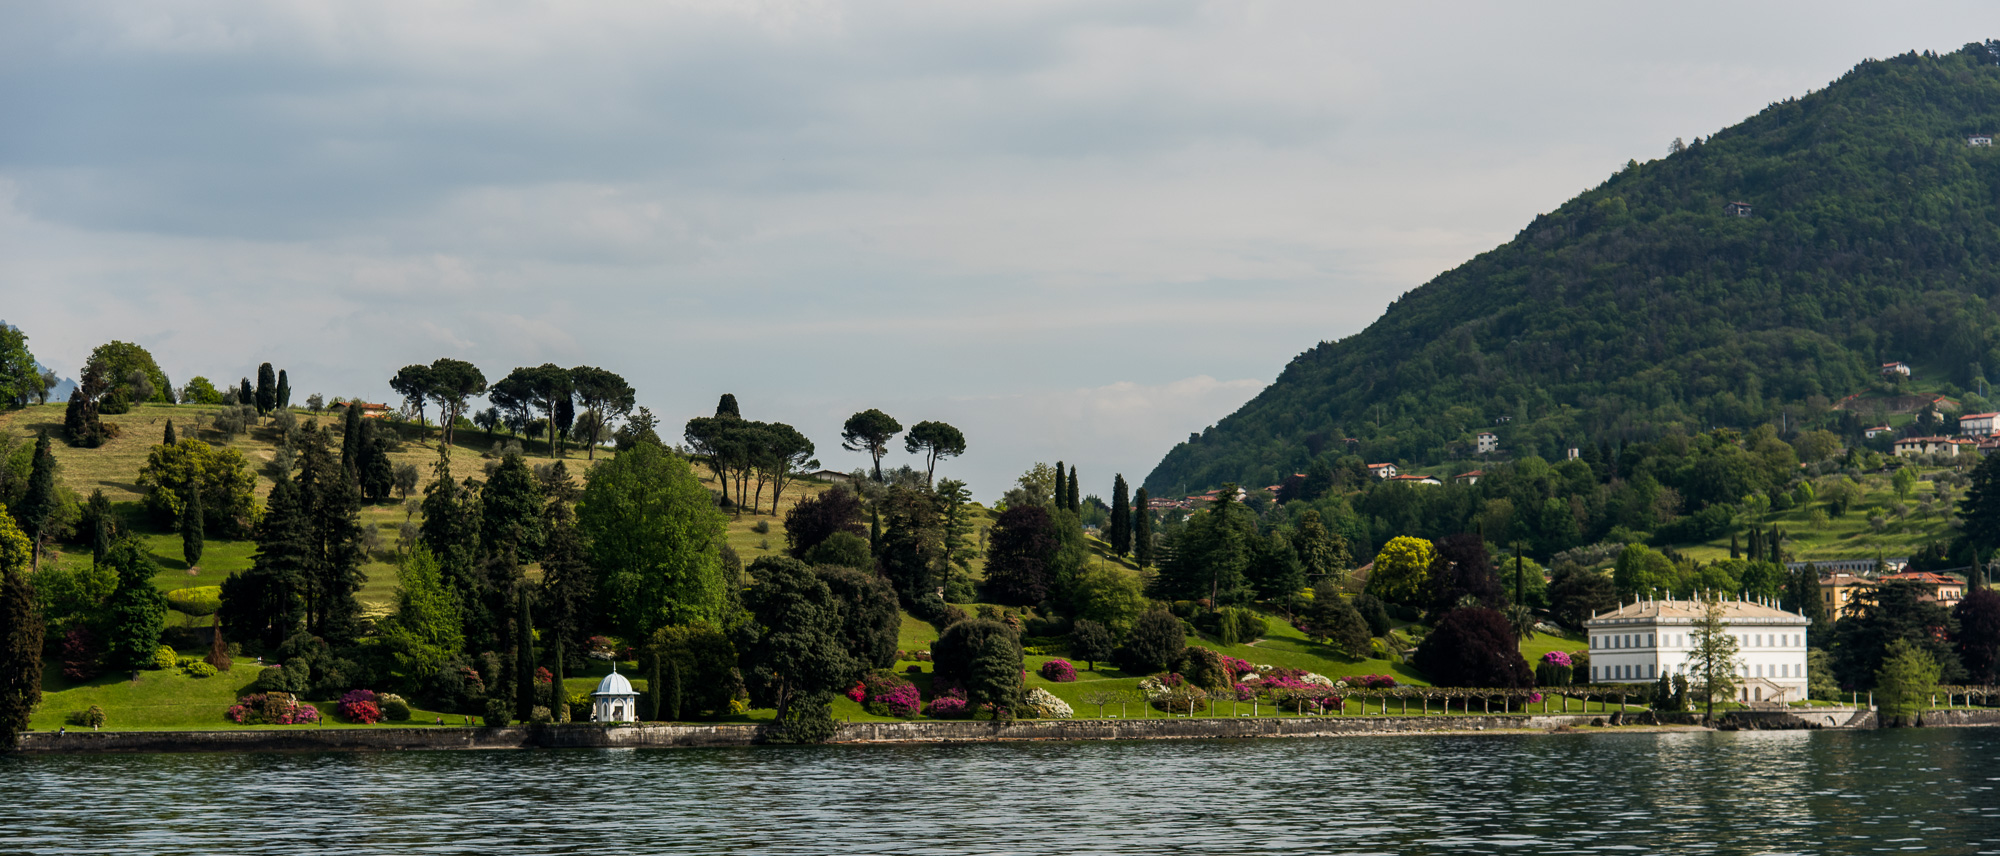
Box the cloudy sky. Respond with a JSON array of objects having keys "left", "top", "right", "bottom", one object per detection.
[{"left": 2, "top": 2, "right": 1992, "bottom": 499}]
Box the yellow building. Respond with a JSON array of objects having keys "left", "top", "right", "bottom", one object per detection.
[{"left": 1818, "top": 573, "right": 1875, "bottom": 620}]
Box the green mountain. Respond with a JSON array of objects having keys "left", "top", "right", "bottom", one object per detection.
[{"left": 1147, "top": 43, "right": 2000, "bottom": 495}]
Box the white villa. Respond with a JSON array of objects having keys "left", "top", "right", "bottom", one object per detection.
[
  {"left": 592, "top": 666, "right": 640, "bottom": 723},
  {"left": 1584, "top": 598, "right": 1810, "bottom": 704},
  {"left": 1477, "top": 432, "right": 1499, "bottom": 454},
  {"left": 1962, "top": 412, "right": 2000, "bottom": 436}
]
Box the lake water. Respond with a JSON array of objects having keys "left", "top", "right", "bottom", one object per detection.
[{"left": 5, "top": 728, "right": 1999, "bottom": 854}]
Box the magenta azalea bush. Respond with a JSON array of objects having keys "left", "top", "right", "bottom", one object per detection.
[
  {"left": 227, "top": 693, "right": 321, "bottom": 725},
  {"left": 1038, "top": 658, "right": 1078, "bottom": 682},
  {"left": 853, "top": 671, "right": 923, "bottom": 718},
  {"left": 924, "top": 687, "right": 969, "bottom": 718},
  {"left": 1541, "top": 650, "right": 1573, "bottom": 667},
  {"left": 1220, "top": 655, "right": 1256, "bottom": 678},
  {"left": 338, "top": 689, "right": 382, "bottom": 724},
  {"left": 1338, "top": 674, "right": 1398, "bottom": 689}
]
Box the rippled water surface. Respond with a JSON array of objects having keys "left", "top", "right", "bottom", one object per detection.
[{"left": 6, "top": 728, "right": 2000, "bottom": 854}]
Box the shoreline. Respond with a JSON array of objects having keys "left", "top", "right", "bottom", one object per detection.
[{"left": 13, "top": 708, "right": 1927, "bottom": 754}]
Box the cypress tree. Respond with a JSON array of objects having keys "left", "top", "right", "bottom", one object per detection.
[
  {"left": 296, "top": 425, "right": 366, "bottom": 643},
  {"left": 341, "top": 401, "right": 364, "bottom": 482},
  {"left": 516, "top": 591, "right": 536, "bottom": 723},
  {"left": 552, "top": 636, "right": 568, "bottom": 723},
  {"left": 275, "top": 369, "right": 291, "bottom": 410},
  {"left": 181, "top": 487, "right": 204, "bottom": 570},
  {"left": 1068, "top": 466, "right": 1080, "bottom": 513},
  {"left": 664, "top": 660, "right": 682, "bottom": 721},
  {"left": 715, "top": 394, "right": 740, "bottom": 419},
  {"left": 255, "top": 362, "right": 276, "bottom": 417},
  {"left": 220, "top": 478, "right": 309, "bottom": 648},
  {"left": 21, "top": 432, "right": 56, "bottom": 570},
  {"left": 164, "top": 419, "right": 176, "bottom": 446},
  {"left": 1729, "top": 532, "right": 1739, "bottom": 560},
  {"left": 87, "top": 490, "right": 114, "bottom": 566},
  {"left": 1748, "top": 528, "right": 1763, "bottom": 565},
  {"left": 648, "top": 657, "right": 663, "bottom": 721},
  {"left": 238, "top": 378, "right": 254, "bottom": 409},
  {"left": 1769, "top": 526, "right": 1782, "bottom": 565},
  {"left": 1133, "top": 488, "right": 1154, "bottom": 568},
  {"left": 1053, "top": 461, "right": 1065, "bottom": 508},
  {"left": 1109, "top": 474, "right": 1131, "bottom": 556},
  {"left": 0, "top": 520, "right": 45, "bottom": 750}
]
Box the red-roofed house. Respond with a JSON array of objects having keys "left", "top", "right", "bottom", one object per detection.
[
  {"left": 1878, "top": 571, "right": 1966, "bottom": 608},
  {"left": 1882, "top": 361, "right": 1912, "bottom": 377},
  {"left": 1893, "top": 436, "right": 1973, "bottom": 457},
  {"left": 1388, "top": 474, "right": 1442, "bottom": 486},
  {"left": 1454, "top": 470, "right": 1484, "bottom": 485},
  {"left": 1367, "top": 463, "right": 1398, "bottom": 479},
  {"left": 1964, "top": 412, "right": 2000, "bottom": 436},
  {"left": 1864, "top": 425, "right": 1893, "bottom": 439}
]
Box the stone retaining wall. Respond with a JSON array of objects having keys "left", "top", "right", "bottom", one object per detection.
[
  {"left": 18, "top": 715, "right": 1611, "bottom": 754},
  {"left": 1915, "top": 708, "right": 2000, "bottom": 727}
]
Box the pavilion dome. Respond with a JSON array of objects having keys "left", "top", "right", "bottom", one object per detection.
[{"left": 594, "top": 669, "right": 635, "bottom": 697}]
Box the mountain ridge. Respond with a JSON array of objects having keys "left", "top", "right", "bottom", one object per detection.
[{"left": 1146, "top": 42, "right": 2000, "bottom": 495}]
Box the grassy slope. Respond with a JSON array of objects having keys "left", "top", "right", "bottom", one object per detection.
[{"left": 1677, "top": 467, "right": 1955, "bottom": 562}]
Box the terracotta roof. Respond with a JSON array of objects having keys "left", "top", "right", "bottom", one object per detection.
[
  {"left": 1963, "top": 412, "right": 2000, "bottom": 420},
  {"left": 1455, "top": 470, "right": 1484, "bottom": 478},
  {"left": 1366, "top": 463, "right": 1394, "bottom": 470},
  {"left": 1587, "top": 599, "right": 1806, "bottom": 624}
]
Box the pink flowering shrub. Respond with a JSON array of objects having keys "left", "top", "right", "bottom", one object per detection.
[
  {"left": 1541, "top": 650, "right": 1573, "bottom": 667},
  {"left": 1219, "top": 656, "right": 1256, "bottom": 678},
  {"left": 1038, "top": 659, "right": 1078, "bottom": 682},
  {"left": 338, "top": 689, "right": 382, "bottom": 724},
  {"left": 227, "top": 693, "right": 321, "bottom": 725},
  {"left": 1338, "top": 674, "right": 1398, "bottom": 689},
  {"left": 924, "top": 687, "right": 969, "bottom": 718},
  {"left": 1254, "top": 669, "right": 1342, "bottom": 707},
  {"left": 854, "top": 671, "right": 923, "bottom": 718}
]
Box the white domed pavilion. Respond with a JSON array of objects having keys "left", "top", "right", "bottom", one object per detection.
[{"left": 592, "top": 666, "right": 640, "bottom": 723}]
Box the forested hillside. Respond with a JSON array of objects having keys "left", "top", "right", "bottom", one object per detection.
[{"left": 1148, "top": 43, "right": 2000, "bottom": 495}]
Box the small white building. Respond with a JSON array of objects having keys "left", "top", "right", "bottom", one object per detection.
[
  {"left": 1970, "top": 133, "right": 1994, "bottom": 147},
  {"left": 1724, "top": 200, "right": 1754, "bottom": 217},
  {"left": 1585, "top": 598, "right": 1810, "bottom": 704},
  {"left": 1454, "top": 470, "right": 1484, "bottom": 486},
  {"left": 1387, "top": 474, "right": 1441, "bottom": 486},
  {"left": 1367, "top": 462, "right": 1398, "bottom": 479},
  {"left": 1476, "top": 432, "right": 1498, "bottom": 454},
  {"left": 1893, "top": 436, "right": 1972, "bottom": 457},
  {"left": 1963, "top": 412, "right": 2000, "bottom": 436},
  {"left": 1882, "top": 361, "right": 1912, "bottom": 377},
  {"left": 1863, "top": 425, "right": 1893, "bottom": 439},
  {"left": 592, "top": 666, "right": 641, "bottom": 723}
]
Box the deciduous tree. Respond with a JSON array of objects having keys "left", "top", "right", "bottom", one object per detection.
[
  {"left": 1413, "top": 606, "right": 1531, "bottom": 688},
  {"left": 577, "top": 442, "right": 729, "bottom": 635},
  {"left": 0, "top": 511, "right": 43, "bottom": 748},
  {"left": 783, "top": 485, "right": 866, "bottom": 560}
]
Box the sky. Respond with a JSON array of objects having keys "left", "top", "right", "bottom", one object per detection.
[{"left": 3, "top": 2, "right": 1995, "bottom": 501}]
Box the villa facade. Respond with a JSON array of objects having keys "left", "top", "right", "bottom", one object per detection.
[{"left": 1584, "top": 598, "right": 1811, "bottom": 703}]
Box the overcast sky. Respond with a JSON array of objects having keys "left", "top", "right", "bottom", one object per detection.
[{"left": 2, "top": 2, "right": 1993, "bottom": 500}]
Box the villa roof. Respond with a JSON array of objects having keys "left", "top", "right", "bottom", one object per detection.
[{"left": 1585, "top": 598, "right": 1807, "bottom": 626}]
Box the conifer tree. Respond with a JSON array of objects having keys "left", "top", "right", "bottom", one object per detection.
[
  {"left": 275, "top": 369, "right": 291, "bottom": 410},
  {"left": 1109, "top": 475, "right": 1131, "bottom": 556},
  {"left": 181, "top": 487, "right": 204, "bottom": 570},
  {"left": 1053, "top": 461, "right": 1065, "bottom": 510},
  {"left": 715, "top": 394, "right": 740, "bottom": 419},
  {"left": 663, "top": 660, "right": 682, "bottom": 721},
  {"left": 1068, "top": 466, "right": 1080, "bottom": 513},
  {"left": 238, "top": 377, "right": 254, "bottom": 409},
  {"left": 255, "top": 362, "right": 276, "bottom": 417},
  {"left": 87, "top": 489, "right": 114, "bottom": 566},
  {"left": 164, "top": 419, "right": 176, "bottom": 446},
  {"left": 21, "top": 431, "right": 56, "bottom": 570},
  {"left": 295, "top": 425, "right": 366, "bottom": 643},
  {"left": 341, "top": 401, "right": 365, "bottom": 482},
  {"left": 1133, "top": 488, "right": 1154, "bottom": 568},
  {"left": 515, "top": 591, "right": 536, "bottom": 723},
  {"left": 0, "top": 513, "right": 44, "bottom": 750},
  {"left": 551, "top": 636, "right": 568, "bottom": 722},
  {"left": 648, "top": 658, "right": 664, "bottom": 721},
  {"left": 221, "top": 477, "right": 309, "bottom": 648},
  {"left": 421, "top": 457, "right": 485, "bottom": 644}
]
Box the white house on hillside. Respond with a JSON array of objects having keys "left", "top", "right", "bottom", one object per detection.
[
  {"left": 1367, "top": 462, "right": 1398, "bottom": 479},
  {"left": 1477, "top": 432, "right": 1498, "bottom": 454},
  {"left": 1584, "top": 598, "right": 1809, "bottom": 704},
  {"left": 1963, "top": 412, "right": 2000, "bottom": 436}
]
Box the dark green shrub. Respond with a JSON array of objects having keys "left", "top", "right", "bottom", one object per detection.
[
  {"left": 1179, "top": 646, "right": 1228, "bottom": 690},
  {"left": 1069, "top": 619, "right": 1116, "bottom": 671},
  {"left": 1116, "top": 608, "right": 1186, "bottom": 673},
  {"left": 378, "top": 693, "right": 413, "bottom": 721},
  {"left": 483, "top": 697, "right": 513, "bottom": 727},
  {"left": 1353, "top": 594, "right": 1392, "bottom": 637}
]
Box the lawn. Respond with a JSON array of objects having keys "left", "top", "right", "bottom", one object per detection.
[{"left": 1676, "top": 465, "right": 1958, "bottom": 562}]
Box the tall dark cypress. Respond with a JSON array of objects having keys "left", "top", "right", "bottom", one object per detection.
[
  {"left": 255, "top": 362, "right": 277, "bottom": 417},
  {"left": 275, "top": 369, "right": 291, "bottom": 410},
  {"left": 648, "top": 658, "right": 664, "bottom": 721},
  {"left": 181, "top": 488, "right": 204, "bottom": 570},
  {"left": 1053, "top": 461, "right": 1065, "bottom": 509},
  {"left": 21, "top": 432, "right": 56, "bottom": 569},
  {"left": 663, "top": 660, "right": 682, "bottom": 721},
  {"left": 1109, "top": 475, "right": 1131, "bottom": 556},
  {"left": 163, "top": 419, "right": 176, "bottom": 446},
  {"left": 1748, "top": 528, "right": 1763, "bottom": 565},
  {"left": 0, "top": 554, "right": 46, "bottom": 750},
  {"left": 1133, "top": 488, "right": 1154, "bottom": 568},
  {"left": 516, "top": 591, "right": 536, "bottom": 723},
  {"left": 296, "top": 425, "right": 366, "bottom": 643},
  {"left": 87, "top": 490, "right": 114, "bottom": 566},
  {"left": 341, "top": 401, "right": 365, "bottom": 482},
  {"left": 1068, "top": 466, "right": 1080, "bottom": 513},
  {"left": 1729, "top": 532, "right": 1739, "bottom": 560},
  {"left": 238, "top": 377, "right": 254, "bottom": 411},
  {"left": 1769, "top": 526, "right": 1782, "bottom": 565},
  {"left": 552, "top": 636, "right": 568, "bottom": 723}
]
